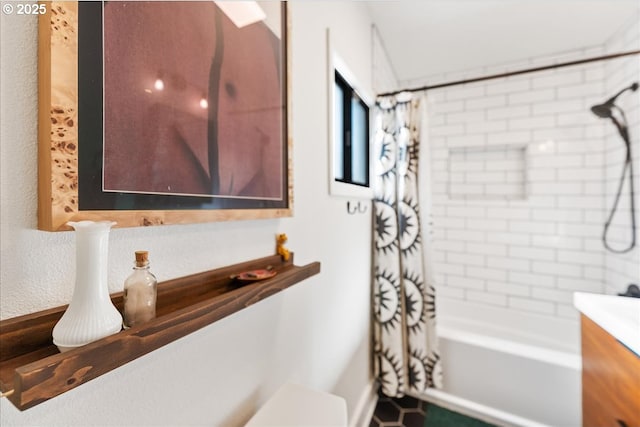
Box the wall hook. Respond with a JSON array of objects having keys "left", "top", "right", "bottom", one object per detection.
[{"left": 347, "top": 201, "right": 368, "bottom": 215}]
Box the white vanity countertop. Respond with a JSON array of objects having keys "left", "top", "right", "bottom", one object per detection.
[{"left": 574, "top": 292, "right": 640, "bottom": 356}]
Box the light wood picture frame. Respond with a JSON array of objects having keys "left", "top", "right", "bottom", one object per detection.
[{"left": 38, "top": 1, "right": 292, "bottom": 231}]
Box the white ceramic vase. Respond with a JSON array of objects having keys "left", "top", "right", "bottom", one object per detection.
[{"left": 52, "top": 220, "right": 123, "bottom": 352}]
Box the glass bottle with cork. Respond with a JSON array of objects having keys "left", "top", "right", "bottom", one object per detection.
[{"left": 123, "top": 250, "right": 157, "bottom": 329}]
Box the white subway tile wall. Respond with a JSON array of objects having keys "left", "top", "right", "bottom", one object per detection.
[
  {"left": 448, "top": 146, "right": 526, "bottom": 200},
  {"left": 426, "top": 13, "right": 639, "bottom": 322},
  {"left": 603, "top": 12, "right": 640, "bottom": 296}
]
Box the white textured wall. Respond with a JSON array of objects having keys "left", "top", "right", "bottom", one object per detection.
[
  {"left": 603, "top": 10, "right": 640, "bottom": 295},
  {"left": 0, "top": 2, "right": 378, "bottom": 425},
  {"left": 425, "top": 47, "right": 616, "bottom": 327},
  {"left": 372, "top": 26, "right": 398, "bottom": 95}
]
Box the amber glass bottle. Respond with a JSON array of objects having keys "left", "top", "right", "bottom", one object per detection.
[{"left": 123, "top": 251, "right": 157, "bottom": 329}]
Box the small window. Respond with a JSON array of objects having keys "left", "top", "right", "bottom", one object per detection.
[
  {"left": 327, "top": 30, "right": 373, "bottom": 199},
  {"left": 334, "top": 71, "right": 370, "bottom": 188}
]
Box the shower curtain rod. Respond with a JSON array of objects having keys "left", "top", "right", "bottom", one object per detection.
[{"left": 378, "top": 49, "right": 640, "bottom": 97}]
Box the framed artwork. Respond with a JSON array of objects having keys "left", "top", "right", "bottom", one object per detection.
[{"left": 38, "top": 1, "right": 291, "bottom": 231}]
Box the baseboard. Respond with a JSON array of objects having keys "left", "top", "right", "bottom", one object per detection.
[
  {"left": 349, "top": 380, "right": 378, "bottom": 427},
  {"left": 415, "top": 389, "right": 551, "bottom": 427}
]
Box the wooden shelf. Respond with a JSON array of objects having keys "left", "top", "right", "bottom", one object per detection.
[{"left": 0, "top": 254, "right": 320, "bottom": 410}]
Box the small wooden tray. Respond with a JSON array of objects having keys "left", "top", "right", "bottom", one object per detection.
[{"left": 233, "top": 269, "right": 277, "bottom": 283}]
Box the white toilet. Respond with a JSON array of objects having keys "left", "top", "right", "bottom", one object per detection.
[{"left": 245, "top": 383, "right": 348, "bottom": 426}]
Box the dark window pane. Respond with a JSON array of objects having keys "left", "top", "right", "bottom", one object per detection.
[
  {"left": 351, "top": 98, "right": 368, "bottom": 185},
  {"left": 333, "top": 71, "right": 369, "bottom": 188},
  {"left": 334, "top": 82, "right": 345, "bottom": 181}
]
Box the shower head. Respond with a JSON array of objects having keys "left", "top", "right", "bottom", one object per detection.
[
  {"left": 591, "top": 103, "right": 614, "bottom": 118},
  {"left": 590, "top": 82, "right": 639, "bottom": 118}
]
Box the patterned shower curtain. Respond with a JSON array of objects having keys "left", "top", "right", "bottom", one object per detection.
[{"left": 372, "top": 92, "right": 442, "bottom": 397}]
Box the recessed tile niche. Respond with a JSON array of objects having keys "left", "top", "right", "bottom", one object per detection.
[{"left": 448, "top": 145, "right": 527, "bottom": 200}]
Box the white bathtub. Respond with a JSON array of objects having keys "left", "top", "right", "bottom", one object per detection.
[{"left": 419, "top": 300, "right": 582, "bottom": 427}]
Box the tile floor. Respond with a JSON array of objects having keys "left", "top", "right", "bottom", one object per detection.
[{"left": 369, "top": 392, "right": 428, "bottom": 427}]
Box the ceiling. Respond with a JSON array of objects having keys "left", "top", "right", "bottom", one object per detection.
[{"left": 367, "top": 0, "right": 640, "bottom": 84}]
